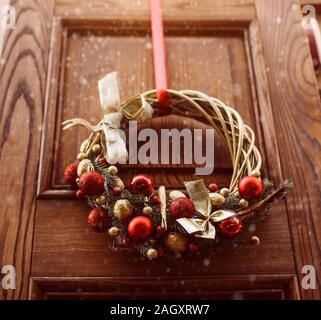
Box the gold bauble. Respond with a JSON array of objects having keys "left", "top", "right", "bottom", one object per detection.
[
  {"left": 77, "top": 152, "right": 86, "bottom": 161},
  {"left": 220, "top": 188, "right": 230, "bottom": 198},
  {"left": 108, "top": 227, "right": 120, "bottom": 237},
  {"left": 209, "top": 192, "right": 225, "bottom": 206},
  {"left": 77, "top": 159, "right": 92, "bottom": 177},
  {"left": 80, "top": 139, "right": 90, "bottom": 153},
  {"left": 239, "top": 198, "right": 249, "bottom": 209},
  {"left": 113, "top": 199, "right": 133, "bottom": 221},
  {"left": 107, "top": 165, "right": 118, "bottom": 175},
  {"left": 95, "top": 195, "right": 106, "bottom": 205},
  {"left": 92, "top": 144, "right": 102, "bottom": 154},
  {"left": 147, "top": 248, "right": 158, "bottom": 260},
  {"left": 164, "top": 232, "right": 188, "bottom": 253},
  {"left": 113, "top": 176, "right": 125, "bottom": 190},
  {"left": 168, "top": 190, "right": 186, "bottom": 201},
  {"left": 143, "top": 206, "right": 153, "bottom": 215}
]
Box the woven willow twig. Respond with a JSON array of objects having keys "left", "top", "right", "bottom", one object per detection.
[{"left": 121, "top": 89, "right": 262, "bottom": 191}]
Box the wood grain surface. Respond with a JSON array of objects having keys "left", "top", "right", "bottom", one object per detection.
[
  {"left": 54, "top": 0, "right": 255, "bottom": 23},
  {"left": 256, "top": 0, "right": 321, "bottom": 299},
  {"left": 32, "top": 0, "right": 299, "bottom": 300},
  {"left": 0, "top": 0, "right": 54, "bottom": 300},
  {"left": 32, "top": 199, "right": 294, "bottom": 277},
  {"left": 0, "top": 0, "right": 320, "bottom": 300},
  {"left": 29, "top": 275, "right": 298, "bottom": 300}
]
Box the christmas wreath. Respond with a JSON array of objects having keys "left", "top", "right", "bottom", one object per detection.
[{"left": 63, "top": 72, "right": 292, "bottom": 260}]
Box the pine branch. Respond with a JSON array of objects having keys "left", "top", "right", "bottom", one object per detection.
[{"left": 237, "top": 179, "right": 293, "bottom": 220}]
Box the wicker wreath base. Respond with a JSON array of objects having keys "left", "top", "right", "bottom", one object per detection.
[{"left": 63, "top": 88, "right": 292, "bottom": 260}]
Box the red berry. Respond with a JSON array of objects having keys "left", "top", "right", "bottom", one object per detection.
[
  {"left": 169, "top": 197, "right": 195, "bottom": 219},
  {"left": 123, "top": 237, "right": 131, "bottom": 247},
  {"left": 208, "top": 183, "right": 218, "bottom": 192},
  {"left": 98, "top": 157, "right": 107, "bottom": 165},
  {"left": 79, "top": 171, "right": 105, "bottom": 197},
  {"left": 87, "top": 208, "right": 109, "bottom": 232},
  {"left": 64, "top": 162, "right": 78, "bottom": 185},
  {"left": 150, "top": 194, "right": 160, "bottom": 205},
  {"left": 112, "top": 186, "right": 122, "bottom": 196},
  {"left": 76, "top": 189, "right": 85, "bottom": 199},
  {"left": 238, "top": 176, "right": 263, "bottom": 200},
  {"left": 156, "top": 225, "right": 165, "bottom": 234},
  {"left": 188, "top": 243, "right": 199, "bottom": 252},
  {"left": 128, "top": 216, "right": 153, "bottom": 241},
  {"left": 130, "top": 174, "right": 154, "bottom": 196}
]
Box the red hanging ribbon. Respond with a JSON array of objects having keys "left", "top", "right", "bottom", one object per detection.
[{"left": 150, "top": 0, "right": 168, "bottom": 107}]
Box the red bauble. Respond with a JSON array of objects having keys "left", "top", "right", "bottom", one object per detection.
[
  {"left": 87, "top": 208, "right": 109, "bottom": 232},
  {"left": 208, "top": 183, "right": 218, "bottom": 192},
  {"left": 64, "top": 162, "right": 78, "bottom": 185},
  {"left": 79, "top": 171, "right": 104, "bottom": 197},
  {"left": 169, "top": 197, "right": 195, "bottom": 219},
  {"left": 218, "top": 217, "right": 243, "bottom": 237},
  {"left": 76, "top": 189, "right": 85, "bottom": 199},
  {"left": 156, "top": 225, "right": 165, "bottom": 234},
  {"left": 250, "top": 236, "right": 260, "bottom": 246},
  {"left": 150, "top": 194, "right": 160, "bottom": 205},
  {"left": 238, "top": 176, "right": 263, "bottom": 200},
  {"left": 127, "top": 216, "right": 153, "bottom": 241},
  {"left": 130, "top": 174, "right": 154, "bottom": 196}
]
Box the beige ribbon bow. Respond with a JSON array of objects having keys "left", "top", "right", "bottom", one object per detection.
[
  {"left": 62, "top": 72, "right": 153, "bottom": 164},
  {"left": 177, "top": 180, "right": 235, "bottom": 239},
  {"left": 98, "top": 72, "right": 127, "bottom": 164}
]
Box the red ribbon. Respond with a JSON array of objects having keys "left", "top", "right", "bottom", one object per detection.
[{"left": 150, "top": 0, "right": 168, "bottom": 107}]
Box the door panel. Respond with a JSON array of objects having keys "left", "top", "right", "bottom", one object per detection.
[
  {"left": 33, "top": 0, "right": 297, "bottom": 299},
  {"left": 48, "top": 21, "right": 257, "bottom": 195},
  {"left": 0, "top": 0, "right": 54, "bottom": 300},
  {"left": 1, "top": 0, "right": 320, "bottom": 300}
]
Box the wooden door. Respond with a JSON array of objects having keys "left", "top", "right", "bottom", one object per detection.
[{"left": 1, "top": 0, "right": 320, "bottom": 300}]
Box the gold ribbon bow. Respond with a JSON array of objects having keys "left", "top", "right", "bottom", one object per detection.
[
  {"left": 62, "top": 72, "right": 153, "bottom": 164},
  {"left": 177, "top": 180, "right": 235, "bottom": 239}
]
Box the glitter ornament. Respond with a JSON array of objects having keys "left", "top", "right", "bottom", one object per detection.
[
  {"left": 209, "top": 193, "right": 225, "bottom": 206},
  {"left": 79, "top": 171, "right": 104, "bottom": 197},
  {"left": 87, "top": 208, "right": 109, "bottom": 232},
  {"left": 113, "top": 199, "right": 133, "bottom": 221},
  {"left": 169, "top": 197, "right": 195, "bottom": 219},
  {"left": 64, "top": 162, "right": 78, "bottom": 185},
  {"left": 164, "top": 232, "right": 188, "bottom": 253}
]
